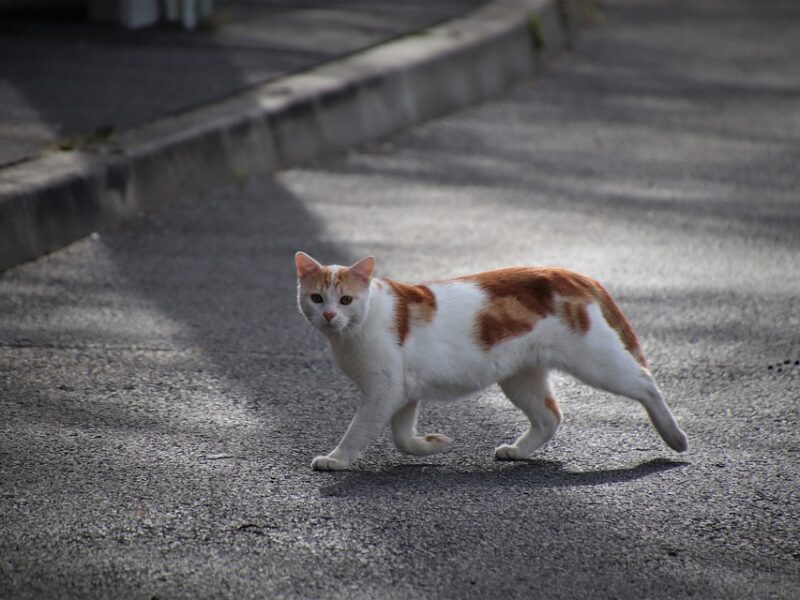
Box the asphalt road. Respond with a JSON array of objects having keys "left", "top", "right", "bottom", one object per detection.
[{"left": 2, "top": 0, "right": 799, "bottom": 598}]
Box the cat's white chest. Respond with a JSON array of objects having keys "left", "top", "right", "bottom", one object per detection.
[
  {"left": 332, "top": 342, "right": 368, "bottom": 384},
  {"left": 329, "top": 330, "right": 400, "bottom": 397}
]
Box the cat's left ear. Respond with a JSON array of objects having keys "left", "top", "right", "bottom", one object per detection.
[{"left": 347, "top": 256, "right": 376, "bottom": 284}]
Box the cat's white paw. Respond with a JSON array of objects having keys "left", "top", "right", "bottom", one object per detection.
[
  {"left": 311, "top": 455, "right": 349, "bottom": 471},
  {"left": 398, "top": 433, "right": 452, "bottom": 456},
  {"left": 494, "top": 444, "right": 525, "bottom": 461},
  {"left": 423, "top": 433, "right": 452, "bottom": 447},
  {"left": 669, "top": 429, "right": 689, "bottom": 453}
]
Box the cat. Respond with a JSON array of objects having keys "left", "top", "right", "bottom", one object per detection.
[{"left": 295, "top": 251, "right": 688, "bottom": 471}]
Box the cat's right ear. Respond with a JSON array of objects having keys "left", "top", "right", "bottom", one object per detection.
[{"left": 295, "top": 251, "right": 322, "bottom": 280}]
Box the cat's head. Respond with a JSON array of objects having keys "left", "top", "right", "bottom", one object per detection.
[{"left": 295, "top": 252, "right": 376, "bottom": 334}]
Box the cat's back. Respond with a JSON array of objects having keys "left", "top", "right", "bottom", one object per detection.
[
  {"left": 381, "top": 265, "right": 634, "bottom": 354},
  {"left": 456, "top": 265, "right": 600, "bottom": 299},
  {"left": 382, "top": 265, "right": 601, "bottom": 332},
  {"left": 455, "top": 266, "right": 639, "bottom": 355}
]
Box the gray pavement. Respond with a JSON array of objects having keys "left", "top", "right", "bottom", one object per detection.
[
  {"left": 2, "top": 0, "right": 800, "bottom": 598},
  {"left": 0, "top": 0, "right": 484, "bottom": 167}
]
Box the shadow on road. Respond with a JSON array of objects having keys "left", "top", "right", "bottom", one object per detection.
[
  {"left": 96, "top": 176, "right": 361, "bottom": 461},
  {"left": 318, "top": 457, "right": 689, "bottom": 498}
]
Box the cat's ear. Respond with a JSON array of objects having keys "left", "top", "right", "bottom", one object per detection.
[
  {"left": 348, "top": 256, "right": 376, "bottom": 284},
  {"left": 295, "top": 251, "right": 322, "bottom": 279}
]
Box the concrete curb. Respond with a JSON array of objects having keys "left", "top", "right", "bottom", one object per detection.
[{"left": 0, "top": 0, "right": 575, "bottom": 272}]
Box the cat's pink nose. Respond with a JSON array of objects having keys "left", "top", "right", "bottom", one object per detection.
[{"left": 323, "top": 310, "right": 337, "bottom": 322}]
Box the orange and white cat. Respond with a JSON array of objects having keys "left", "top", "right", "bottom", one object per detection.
[{"left": 295, "top": 252, "right": 688, "bottom": 471}]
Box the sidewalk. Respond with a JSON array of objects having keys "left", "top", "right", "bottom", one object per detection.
[
  {"left": 0, "top": 0, "right": 573, "bottom": 272},
  {"left": 0, "top": 1, "right": 486, "bottom": 168}
]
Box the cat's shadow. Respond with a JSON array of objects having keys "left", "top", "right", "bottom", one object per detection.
[{"left": 318, "top": 457, "right": 688, "bottom": 498}]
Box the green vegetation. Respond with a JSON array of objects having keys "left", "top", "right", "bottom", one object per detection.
[
  {"left": 528, "top": 15, "right": 545, "bottom": 50},
  {"left": 54, "top": 125, "right": 116, "bottom": 152}
]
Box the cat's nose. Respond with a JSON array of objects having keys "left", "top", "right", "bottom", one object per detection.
[{"left": 323, "top": 310, "right": 337, "bottom": 322}]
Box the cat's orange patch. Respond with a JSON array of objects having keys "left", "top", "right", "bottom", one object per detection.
[
  {"left": 463, "top": 267, "right": 646, "bottom": 366},
  {"left": 333, "top": 267, "right": 366, "bottom": 297},
  {"left": 592, "top": 285, "right": 648, "bottom": 367},
  {"left": 303, "top": 266, "right": 335, "bottom": 290},
  {"left": 544, "top": 395, "right": 562, "bottom": 423},
  {"left": 304, "top": 266, "right": 367, "bottom": 298},
  {"left": 464, "top": 268, "right": 585, "bottom": 349},
  {"left": 386, "top": 279, "right": 437, "bottom": 345},
  {"left": 475, "top": 295, "right": 540, "bottom": 349},
  {"left": 559, "top": 300, "right": 591, "bottom": 334}
]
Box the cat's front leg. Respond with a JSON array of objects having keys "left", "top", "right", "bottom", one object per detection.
[
  {"left": 391, "top": 400, "right": 452, "bottom": 456},
  {"left": 312, "top": 390, "right": 400, "bottom": 471}
]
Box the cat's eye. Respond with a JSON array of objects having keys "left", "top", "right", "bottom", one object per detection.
[
  {"left": 340, "top": 295, "right": 353, "bottom": 305},
  {"left": 310, "top": 294, "right": 324, "bottom": 304}
]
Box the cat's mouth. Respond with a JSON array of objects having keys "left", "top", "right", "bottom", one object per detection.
[{"left": 321, "top": 320, "right": 345, "bottom": 332}]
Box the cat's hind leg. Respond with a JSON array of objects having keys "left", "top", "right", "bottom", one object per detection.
[
  {"left": 391, "top": 400, "right": 452, "bottom": 456},
  {"left": 560, "top": 305, "right": 688, "bottom": 452},
  {"left": 495, "top": 367, "right": 562, "bottom": 460}
]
